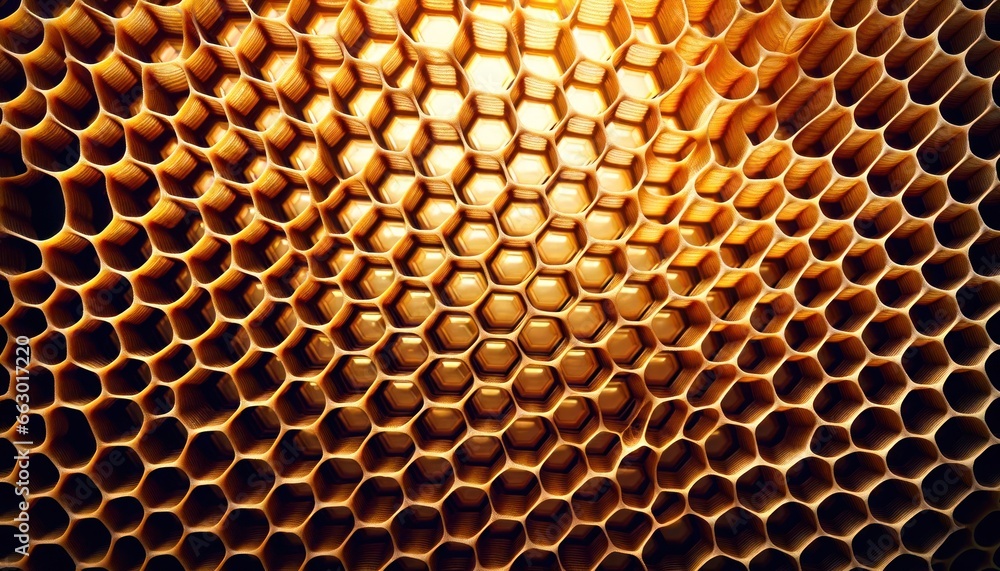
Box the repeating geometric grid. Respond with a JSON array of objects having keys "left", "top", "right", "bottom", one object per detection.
[{"left": 0, "top": 0, "right": 999, "bottom": 570}]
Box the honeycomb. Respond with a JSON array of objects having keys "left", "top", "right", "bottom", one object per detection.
[{"left": 1, "top": 0, "right": 999, "bottom": 568}]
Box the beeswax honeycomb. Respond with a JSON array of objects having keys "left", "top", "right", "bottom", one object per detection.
[{"left": 1, "top": 0, "right": 999, "bottom": 569}]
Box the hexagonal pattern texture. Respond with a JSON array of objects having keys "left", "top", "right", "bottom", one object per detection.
[{"left": 1, "top": 0, "right": 999, "bottom": 569}]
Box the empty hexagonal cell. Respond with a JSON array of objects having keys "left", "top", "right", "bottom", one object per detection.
[
  {"left": 767, "top": 501, "right": 820, "bottom": 551},
  {"left": 413, "top": 407, "right": 467, "bottom": 452},
  {"left": 618, "top": 47, "right": 683, "bottom": 99},
  {"left": 475, "top": 520, "right": 526, "bottom": 568},
  {"left": 368, "top": 380, "right": 425, "bottom": 427},
  {"left": 471, "top": 339, "right": 521, "bottom": 381},
  {"left": 464, "top": 388, "right": 516, "bottom": 432},
  {"left": 560, "top": 347, "right": 613, "bottom": 391},
  {"left": 454, "top": 154, "right": 508, "bottom": 205},
  {"left": 317, "top": 406, "right": 370, "bottom": 455},
  {"left": 755, "top": 408, "right": 816, "bottom": 464},
  {"left": 443, "top": 486, "right": 493, "bottom": 539},
  {"left": 552, "top": 397, "right": 600, "bottom": 444},
  {"left": 455, "top": 19, "right": 518, "bottom": 93},
  {"left": 559, "top": 525, "right": 610, "bottom": 571},
  {"left": 506, "top": 134, "right": 558, "bottom": 186},
  {"left": 834, "top": 451, "right": 888, "bottom": 492},
  {"left": 274, "top": 328, "right": 332, "bottom": 377},
  {"left": 360, "top": 431, "right": 415, "bottom": 473},
  {"left": 641, "top": 515, "right": 715, "bottom": 570},
  {"left": 503, "top": 417, "right": 558, "bottom": 466},
  {"left": 490, "top": 469, "right": 542, "bottom": 517},
  {"left": 557, "top": 118, "right": 605, "bottom": 168},
  {"left": 429, "top": 312, "right": 481, "bottom": 353},
  {"left": 435, "top": 261, "right": 489, "bottom": 306},
  {"left": 420, "top": 359, "right": 475, "bottom": 403},
  {"left": 537, "top": 218, "right": 587, "bottom": 265},
  {"left": 460, "top": 94, "right": 516, "bottom": 152},
  {"left": 376, "top": 334, "right": 430, "bottom": 375},
  {"left": 402, "top": 455, "right": 456, "bottom": 503},
  {"left": 517, "top": 317, "right": 568, "bottom": 360},
  {"left": 395, "top": 235, "right": 450, "bottom": 278},
  {"left": 476, "top": 291, "right": 528, "bottom": 333},
  {"left": 512, "top": 365, "right": 565, "bottom": 411}
]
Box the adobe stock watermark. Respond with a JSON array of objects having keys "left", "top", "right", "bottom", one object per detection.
[{"left": 9, "top": 336, "right": 33, "bottom": 557}]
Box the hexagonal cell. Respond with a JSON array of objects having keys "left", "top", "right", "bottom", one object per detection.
[
  {"left": 459, "top": 94, "right": 516, "bottom": 152},
  {"left": 538, "top": 445, "right": 588, "bottom": 495},
  {"left": 464, "top": 387, "right": 516, "bottom": 432},
  {"left": 367, "top": 380, "right": 425, "bottom": 427},
  {"left": 652, "top": 300, "right": 712, "bottom": 346},
  {"left": 395, "top": 234, "right": 449, "bottom": 278},
  {"left": 503, "top": 417, "right": 557, "bottom": 466},
  {"left": 376, "top": 333, "right": 430, "bottom": 375},
  {"left": 755, "top": 408, "right": 816, "bottom": 464},
  {"left": 413, "top": 58, "right": 469, "bottom": 118},
  {"left": 506, "top": 134, "right": 558, "bottom": 186},
  {"left": 667, "top": 249, "right": 721, "bottom": 296},
  {"left": 359, "top": 430, "right": 416, "bottom": 474},
  {"left": 319, "top": 355, "right": 375, "bottom": 404},
  {"left": 644, "top": 349, "right": 705, "bottom": 398},
  {"left": 559, "top": 525, "right": 611, "bottom": 571},
  {"left": 368, "top": 95, "right": 422, "bottom": 153},
  {"left": 443, "top": 211, "right": 500, "bottom": 257},
  {"left": 526, "top": 271, "right": 577, "bottom": 312},
  {"left": 477, "top": 291, "right": 528, "bottom": 333},
  {"left": 596, "top": 374, "right": 647, "bottom": 434},
  {"left": 606, "top": 326, "right": 657, "bottom": 369},
  {"left": 767, "top": 502, "right": 819, "bottom": 551},
  {"left": 567, "top": 299, "right": 617, "bottom": 343},
  {"left": 471, "top": 339, "right": 521, "bottom": 381},
  {"left": 641, "top": 515, "right": 715, "bottom": 570},
  {"left": 494, "top": 190, "right": 549, "bottom": 237},
  {"left": 576, "top": 246, "right": 627, "bottom": 293},
  {"left": 655, "top": 439, "right": 708, "bottom": 490},
  {"left": 429, "top": 311, "right": 481, "bottom": 353},
  {"left": 617, "top": 47, "right": 682, "bottom": 99},
  {"left": 411, "top": 122, "right": 466, "bottom": 177},
  {"left": 384, "top": 282, "right": 436, "bottom": 329},
  {"left": 413, "top": 407, "right": 467, "bottom": 453},
  {"left": 552, "top": 397, "right": 600, "bottom": 444},
  {"left": 546, "top": 170, "right": 597, "bottom": 215},
  {"left": 687, "top": 474, "right": 736, "bottom": 517},
  {"left": 559, "top": 347, "right": 613, "bottom": 391},
  {"left": 484, "top": 243, "right": 536, "bottom": 285},
  {"left": 455, "top": 19, "right": 519, "bottom": 93},
  {"left": 537, "top": 218, "right": 586, "bottom": 265},
  {"left": 453, "top": 435, "right": 507, "bottom": 483},
  {"left": 314, "top": 458, "right": 364, "bottom": 504},
  {"left": 566, "top": 61, "right": 619, "bottom": 116},
  {"left": 399, "top": 181, "right": 458, "bottom": 233},
  {"left": 615, "top": 447, "right": 656, "bottom": 509},
  {"left": 476, "top": 520, "right": 526, "bottom": 569},
  {"left": 517, "top": 317, "right": 569, "bottom": 360},
  {"left": 596, "top": 150, "right": 644, "bottom": 193},
  {"left": 420, "top": 359, "right": 475, "bottom": 403},
  {"left": 331, "top": 305, "right": 386, "bottom": 350},
  {"left": 316, "top": 406, "right": 371, "bottom": 456},
  {"left": 512, "top": 365, "right": 565, "bottom": 412},
  {"left": 454, "top": 154, "right": 508, "bottom": 205},
  {"left": 443, "top": 486, "right": 493, "bottom": 538},
  {"left": 587, "top": 195, "right": 638, "bottom": 240},
  {"left": 556, "top": 117, "right": 604, "bottom": 168},
  {"left": 489, "top": 469, "right": 542, "bottom": 517},
  {"left": 434, "top": 261, "right": 489, "bottom": 307}
]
